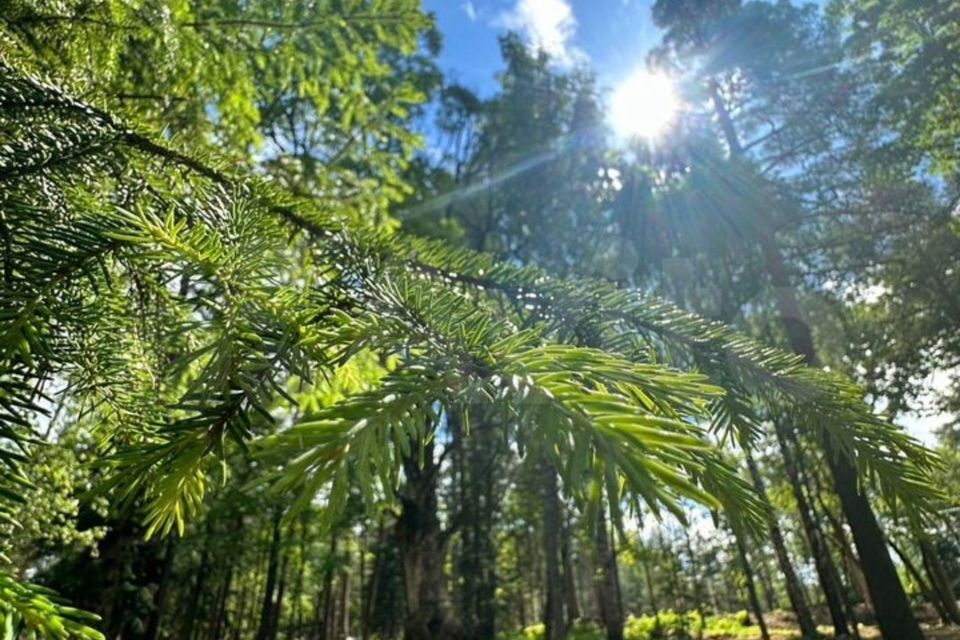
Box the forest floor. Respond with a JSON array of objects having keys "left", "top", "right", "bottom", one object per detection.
[{"left": 719, "top": 623, "right": 960, "bottom": 639}]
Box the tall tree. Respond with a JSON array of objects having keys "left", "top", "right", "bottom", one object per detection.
[{"left": 646, "top": 2, "right": 927, "bottom": 636}]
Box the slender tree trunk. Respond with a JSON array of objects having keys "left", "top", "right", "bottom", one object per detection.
[
  {"left": 801, "top": 448, "right": 866, "bottom": 639},
  {"left": 269, "top": 553, "right": 289, "bottom": 640},
  {"left": 337, "top": 568, "right": 351, "bottom": 639},
  {"left": 145, "top": 536, "right": 177, "bottom": 640},
  {"left": 919, "top": 535, "right": 960, "bottom": 624},
  {"left": 755, "top": 225, "right": 924, "bottom": 640},
  {"left": 890, "top": 537, "right": 951, "bottom": 624},
  {"left": 595, "top": 501, "right": 624, "bottom": 640},
  {"left": 250, "top": 538, "right": 271, "bottom": 637},
  {"left": 578, "top": 543, "right": 595, "bottom": 620},
  {"left": 561, "top": 512, "right": 581, "bottom": 624},
  {"left": 256, "top": 511, "right": 284, "bottom": 640},
  {"left": 638, "top": 540, "right": 659, "bottom": 615},
  {"left": 185, "top": 536, "right": 212, "bottom": 640},
  {"left": 816, "top": 495, "right": 873, "bottom": 618},
  {"left": 711, "top": 76, "right": 925, "bottom": 640},
  {"left": 363, "top": 519, "right": 386, "bottom": 640},
  {"left": 519, "top": 564, "right": 528, "bottom": 630},
  {"left": 734, "top": 531, "right": 771, "bottom": 640},
  {"left": 212, "top": 563, "right": 235, "bottom": 640},
  {"left": 323, "top": 532, "right": 340, "bottom": 640},
  {"left": 743, "top": 449, "right": 819, "bottom": 638},
  {"left": 356, "top": 528, "right": 365, "bottom": 640},
  {"left": 542, "top": 462, "right": 566, "bottom": 640},
  {"left": 683, "top": 530, "right": 707, "bottom": 640},
  {"left": 234, "top": 569, "right": 251, "bottom": 640},
  {"left": 756, "top": 551, "right": 777, "bottom": 611},
  {"left": 776, "top": 425, "right": 851, "bottom": 637},
  {"left": 288, "top": 520, "right": 308, "bottom": 640}
]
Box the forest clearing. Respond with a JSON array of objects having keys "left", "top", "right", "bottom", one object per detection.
[{"left": 1, "top": 0, "right": 958, "bottom": 639}]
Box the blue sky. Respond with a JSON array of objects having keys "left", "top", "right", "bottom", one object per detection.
[{"left": 423, "top": 0, "right": 663, "bottom": 98}]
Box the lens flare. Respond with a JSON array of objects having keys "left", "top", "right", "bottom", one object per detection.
[{"left": 609, "top": 70, "right": 679, "bottom": 141}]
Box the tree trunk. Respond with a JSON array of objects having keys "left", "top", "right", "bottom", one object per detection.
[
  {"left": 322, "top": 532, "right": 339, "bottom": 640},
  {"left": 743, "top": 449, "right": 819, "bottom": 638},
  {"left": 211, "top": 563, "right": 234, "bottom": 640},
  {"left": 269, "top": 552, "right": 289, "bottom": 640},
  {"left": 756, "top": 551, "right": 777, "bottom": 612},
  {"left": 734, "top": 531, "right": 771, "bottom": 640},
  {"left": 454, "top": 411, "right": 499, "bottom": 640},
  {"left": 756, "top": 228, "right": 924, "bottom": 640},
  {"left": 776, "top": 424, "right": 851, "bottom": 637},
  {"left": 256, "top": 511, "right": 284, "bottom": 640},
  {"left": 890, "top": 537, "right": 951, "bottom": 624},
  {"left": 363, "top": 519, "right": 386, "bottom": 640},
  {"left": 683, "top": 530, "right": 707, "bottom": 640},
  {"left": 710, "top": 74, "right": 924, "bottom": 640},
  {"left": 145, "top": 536, "right": 177, "bottom": 640},
  {"left": 337, "top": 568, "right": 351, "bottom": 639},
  {"left": 542, "top": 462, "right": 566, "bottom": 640},
  {"left": 288, "top": 519, "right": 308, "bottom": 640},
  {"left": 802, "top": 448, "right": 865, "bottom": 639},
  {"left": 919, "top": 535, "right": 960, "bottom": 624},
  {"left": 595, "top": 501, "right": 624, "bottom": 640},
  {"left": 561, "top": 512, "right": 581, "bottom": 623},
  {"left": 234, "top": 567, "right": 251, "bottom": 640},
  {"left": 638, "top": 540, "right": 659, "bottom": 615},
  {"left": 185, "top": 536, "right": 212, "bottom": 640},
  {"left": 397, "top": 440, "right": 454, "bottom": 640}
]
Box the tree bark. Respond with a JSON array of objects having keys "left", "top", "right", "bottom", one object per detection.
[
  {"left": 756, "top": 551, "right": 777, "bottom": 612},
  {"left": 337, "top": 568, "right": 351, "bottom": 639},
  {"left": 255, "top": 511, "right": 284, "bottom": 640},
  {"left": 775, "top": 425, "right": 852, "bottom": 637},
  {"left": 743, "top": 449, "right": 819, "bottom": 638},
  {"left": 542, "top": 462, "right": 566, "bottom": 640},
  {"left": 595, "top": 501, "right": 624, "bottom": 640},
  {"left": 268, "top": 552, "right": 289, "bottom": 640},
  {"left": 756, "top": 228, "right": 924, "bottom": 640},
  {"left": 561, "top": 512, "right": 581, "bottom": 624},
  {"left": 709, "top": 72, "right": 925, "bottom": 640},
  {"left": 919, "top": 535, "right": 960, "bottom": 624},
  {"left": 453, "top": 411, "right": 499, "bottom": 640},
  {"left": 890, "top": 537, "right": 951, "bottom": 624},
  {"left": 397, "top": 440, "right": 455, "bottom": 640},
  {"left": 734, "top": 531, "right": 771, "bottom": 640},
  {"left": 683, "top": 530, "right": 707, "bottom": 640},
  {"left": 321, "top": 531, "right": 339, "bottom": 640},
  {"left": 363, "top": 519, "right": 387, "bottom": 640},
  {"left": 145, "top": 536, "right": 177, "bottom": 640},
  {"left": 185, "top": 534, "right": 212, "bottom": 640},
  {"left": 638, "top": 540, "right": 659, "bottom": 615}
]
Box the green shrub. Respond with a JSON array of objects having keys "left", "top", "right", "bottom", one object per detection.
[
  {"left": 624, "top": 610, "right": 703, "bottom": 639},
  {"left": 498, "top": 621, "right": 605, "bottom": 640},
  {"left": 501, "top": 610, "right": 755, "bottom": 640}
]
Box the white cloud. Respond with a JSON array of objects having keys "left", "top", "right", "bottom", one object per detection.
[
  {"left": 462, "top": 1, "right": 478, "bottom": 21},
  {"left": 496, "top": 0, "right": 584, "bottom": 66}
]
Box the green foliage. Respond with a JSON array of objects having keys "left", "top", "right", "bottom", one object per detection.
[
  {"left": 625, "top": 611, "right": 703, "bottom": 639},
  {"left": 830, "top": 0, "right": 960, "bottom": 175},
  {"left": 0, "top": 1, "right": 948, "bottom": 637},
  {"left": 501, "top": 611, "right": 755, "bottom": 640},
  {"left": 0, "top": 574, "right": 104, "bottom": 640}
]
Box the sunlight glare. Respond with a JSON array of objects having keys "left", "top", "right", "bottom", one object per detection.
[{"left": 609, "top": 70, "right": 679, "bottom": 141}]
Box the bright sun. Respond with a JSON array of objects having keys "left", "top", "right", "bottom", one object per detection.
[{"left": 609, "top": 70, "right": 679, "bottom": 141}]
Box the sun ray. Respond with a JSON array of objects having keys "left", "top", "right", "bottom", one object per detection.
[{"left": 610, "top": 70, "right": 679, "bottom": 141}]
